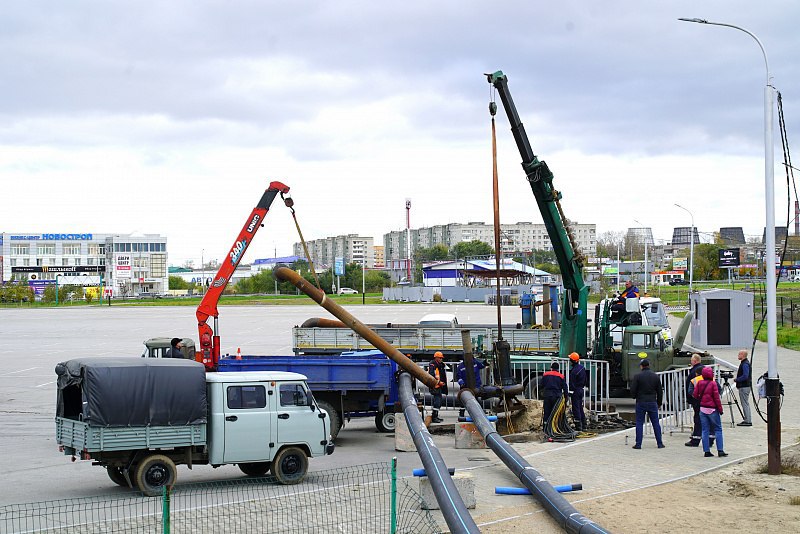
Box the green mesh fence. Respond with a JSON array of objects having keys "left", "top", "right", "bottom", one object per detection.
[{"left": 0, "top": 463, "right": 441, "bottom": 534}]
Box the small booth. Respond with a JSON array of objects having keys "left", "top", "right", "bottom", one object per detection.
[{"left": 689, "top": 289, "right": 754, "bottom": 349}]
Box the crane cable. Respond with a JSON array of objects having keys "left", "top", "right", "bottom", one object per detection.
[{"left": 280, "top": 192, "right": 322, "bottom": 291}]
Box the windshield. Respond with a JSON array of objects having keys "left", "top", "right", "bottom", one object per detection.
[{"left": 643, "top": 303, "right": 669, "bottom": 328}]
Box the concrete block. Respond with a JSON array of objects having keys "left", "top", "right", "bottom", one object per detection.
[
  {"left": 394, "top": 409, "right": 417, "bottom": 452},
  {"left": 420, "top": 472, "right": 476, "bottom": 509},
  {"left": 455, "top": 422, "right": 489, "bottom": 449}
]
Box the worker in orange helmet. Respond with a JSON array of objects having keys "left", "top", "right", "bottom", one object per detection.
[
  {"left": 568, "top": 352, "right": 588, "bottom": 431},
  {"left": 427, "top": 351, "right": 448, "bottom": 423}
]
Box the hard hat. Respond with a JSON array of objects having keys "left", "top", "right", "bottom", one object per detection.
[
  {"left": 569, "top": 352, "right": 580, "bottom": 362},
  {"left": 434, "top": 351, "right": 444, "bottom": 358}
]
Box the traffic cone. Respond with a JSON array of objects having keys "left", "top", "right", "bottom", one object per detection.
[{"left": 236, "top": 347, "right": 242, "bottom": 360}]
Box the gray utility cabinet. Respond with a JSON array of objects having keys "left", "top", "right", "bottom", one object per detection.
[{"left": 689, "top": 289, "right": 754, "bottom": 349}]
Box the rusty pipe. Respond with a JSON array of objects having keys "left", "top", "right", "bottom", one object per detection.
[
  {"left": 275, "top": 266, "right": 438, "bottom": 389},
  {"left": 300, "top": 317, "right": 347, "bottom": 328}
]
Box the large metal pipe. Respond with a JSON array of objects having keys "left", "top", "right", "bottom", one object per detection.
[
  {"left": 460, "top": 389, "right": 608, "bottom": 534},
  {"left": 399, "top": 373, "right": 480, "bottom": 534},
  {"left": 274, "top": 266, "right": 438, "bottom": 389},
  {"left": 300, "top": 317, "right": 347, "bottom": 328}
]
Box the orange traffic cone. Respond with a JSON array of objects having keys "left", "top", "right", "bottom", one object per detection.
[{"left": 236, "top": 347, "right": 242, "bottom": 360}]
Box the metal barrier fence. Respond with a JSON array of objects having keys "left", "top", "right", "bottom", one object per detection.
[
  {"left": 413, "top": 358, "right": 611, "bottom": 416},
  {"left": 644, "top": 365, "right": 722, "bottom": 436},
  {"left": 1, "top": 462, "right": 441, "bottom": 534}
]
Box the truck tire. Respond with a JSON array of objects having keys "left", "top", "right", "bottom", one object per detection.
[
  {"left": 107, "top": 466, "right": 128, "bottom": 487},
  {"left": 271, "top": 446, "right": 308, "bottom": 485},
  {"left": 134, "top": 454, "right": 177, "bottom": 497},
  {"left": 239, "top": 462, "right": 270, "bottom": 477},
  {"left": 316, "top": 400, "right": 342, "bottom": 440},
  {"left": 375, "top": 410, "right": 395, "bottom": 433}
]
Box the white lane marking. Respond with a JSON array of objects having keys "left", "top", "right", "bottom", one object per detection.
[
  {"left": 36, "top": 381, "right": 56, "bottom": 388},
  {"left": 0, "top": 367, "right": 38, "bottom": 376}
]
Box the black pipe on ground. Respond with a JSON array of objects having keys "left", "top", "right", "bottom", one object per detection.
[
  {"left": 459, "top": 389, "right": 609, "bottom": 534},
  {"left": 398, "top": 373, "right": 480, "bottom": 534}
]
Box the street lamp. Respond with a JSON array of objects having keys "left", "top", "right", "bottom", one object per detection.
[
  {"left": 679, "top": 16, "right": 779, "bottom": 474},
  {"left": 674, "top": 204, "right": 695, "bottom": 293},
  {"left": 634, "top": 219, "right": 649, "bottom": 293}
]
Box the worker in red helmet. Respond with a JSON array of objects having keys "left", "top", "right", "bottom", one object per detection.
[
  {"left": 568, "top": 352, "right": 588, "bottom": 431},
  {"left": 427, "top": 351, "right": 448, "bottom": 423}
]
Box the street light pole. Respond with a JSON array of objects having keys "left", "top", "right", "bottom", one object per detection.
[
  {"left": 679, "top": 17, "right": 779, "bottom": 474},
  {"left": 674, "top": 204, "right": 695, "bottom": 293},
  {"left": 634, "top": 219, "right": 648, "bottom": 293}
]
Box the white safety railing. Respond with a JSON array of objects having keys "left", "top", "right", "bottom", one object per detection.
[
  {"left": 644, "top": 364, "right": 721, "bottom": 435},
  {"left": 511, "top": 358, "right": 611, "bottom": 415}
]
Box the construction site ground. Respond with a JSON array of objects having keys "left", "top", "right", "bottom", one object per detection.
[{"left": 2, "top": 305, "right": 799, "bottom": 532}]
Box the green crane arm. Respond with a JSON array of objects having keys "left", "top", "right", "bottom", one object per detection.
[{"left": 487, "top": 71, "right": 588, "bottom": 358}]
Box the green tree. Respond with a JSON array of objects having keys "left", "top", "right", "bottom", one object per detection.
[
  {"left": 451, "top": 240, "right": 493, "bottom": 259},
  {"left": 169, "top": 276, "right": 189, "bottom": 290}
]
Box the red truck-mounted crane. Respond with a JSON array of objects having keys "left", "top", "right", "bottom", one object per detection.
[{"left": 197, "top": 181, "right": 291, "bottom": 370}]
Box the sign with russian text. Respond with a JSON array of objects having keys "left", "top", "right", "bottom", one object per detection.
[
  {"left": 718, "top": 248, "right": 740, "bottom": 267},
  {"left": 116, "top": 255, "right": 132, "bottom": 278},
  {"left": 673, "top": 257, "right": 688, "bottom": 270}
]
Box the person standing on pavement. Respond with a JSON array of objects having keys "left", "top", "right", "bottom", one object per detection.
[
  {"left": 428, "top": 351, "right": 448, "bottom": 423},
  {"left": 630, "top": 359, "right": 665, "bottom": 449},
  {"left": 568, "top": 352, "right": 588, "bottom": 431},
  {"left": 685, "top": 354, "right": 705, "bottom": 447},
  {"left": 693, "top": 366, "right": 728, "bottom": 457},
  {"left": 735, "top": 349, "right": 753, "bottom": 426},
  {"left": 541, "top": 362, "right": 568, "bottom": 423}
]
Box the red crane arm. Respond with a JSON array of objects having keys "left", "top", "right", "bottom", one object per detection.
[{"left": 197, "top": 180, "right": 290, "bottom": 370}]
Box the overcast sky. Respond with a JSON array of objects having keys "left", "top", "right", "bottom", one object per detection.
[{"left": 3, "top": 1, "right": 799, "bottom": 266}]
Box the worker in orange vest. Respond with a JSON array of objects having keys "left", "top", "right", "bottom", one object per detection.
[{"left": 427, "top": 351, "right": 448, "bottom": 423}]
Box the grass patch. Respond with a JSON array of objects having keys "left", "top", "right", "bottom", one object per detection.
[
  {"left": 756, "top": 457, "right": 800, "bottom": 476},
  {"left": 755, "top": 325, "right": 800, "bottom": 352}
]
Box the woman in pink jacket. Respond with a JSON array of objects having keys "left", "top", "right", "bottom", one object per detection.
[{"left": 693, "top": 366, "right": 728, "bottom": 458}]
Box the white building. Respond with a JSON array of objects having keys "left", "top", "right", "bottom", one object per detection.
[
  {"left": 0, "top": 232, "right": 168, "bottom": 297},
  {"left": 384, "top": 221, "right": 597, "bottom": 261},
  {"left": 292, "top": 234, "right": 375, "bottom": 268}
]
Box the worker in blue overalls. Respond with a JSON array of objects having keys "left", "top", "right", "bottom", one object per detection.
[{"left": 568, "top": 352, "right": 588, "bottom": 431}]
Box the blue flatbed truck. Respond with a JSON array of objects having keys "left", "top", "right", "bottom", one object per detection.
[{"left": 216, "top": 350, "right": 399, "bottom": 439}]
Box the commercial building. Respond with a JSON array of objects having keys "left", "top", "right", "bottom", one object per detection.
[{"left": 0, "top": 232, "right": 168, "bottom": 297}]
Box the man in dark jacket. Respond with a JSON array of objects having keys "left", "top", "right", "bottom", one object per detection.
[
  {"left": 428, "top": 351, "right": 448, "bottom": 423},
  {"left": 685, "top": 354, "right": 704, "bottom": 447},
  {"left": 568, "top": 352, "right": 588, "bottom": 431},
  {"left": 735, "top": 349, "right": 753, "bottom": 426},
  {"left": 167, "top": 338, "right": 184, "bottom": 359},
  {"left": 542, "top": 362, "right": 568, "bottom": 424},
  {"left": 630, "top": 359, "right": 664, "bottom": 449}
]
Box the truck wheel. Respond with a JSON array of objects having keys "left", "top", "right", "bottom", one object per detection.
[
  {"left": 316, "top": 400, "right": 342, "bottom": 440},
  {"left": 239, "top": 462, "right": 270, "bottom": 477},
  {"left": 107, "top": 466, "right": 128, "bottom": 487},
  {"left": 271, "top": 447, "right": 308, "bottom": 485},
  {"left": 134, "top": 454, "right": 177, "bottom": 497},
  {"left": 375, "top": 411, "right": 395, "bottom": 433}
]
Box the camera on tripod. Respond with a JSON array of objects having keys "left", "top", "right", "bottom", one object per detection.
[{"left": 719, "top": 370, "right": 734, "bottom": 380}]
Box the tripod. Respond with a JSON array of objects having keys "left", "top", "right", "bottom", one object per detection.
[{"left": 720, "top": 376, "right": 744, "bottom": 428}]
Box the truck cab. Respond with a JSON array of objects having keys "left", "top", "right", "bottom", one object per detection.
[{"left": 594, "top": 296, "right": 672, "bottom": 351}]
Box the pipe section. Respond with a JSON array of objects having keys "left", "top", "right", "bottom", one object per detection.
[
  {"left": 275, "top": 267, "right": 438, "bottom": 389},
  {"left": 460, "top": 389, "right": 608, "bottom": 534},
  {"left": 496, "top": 484, "right": 583, "bottom": 495},
  {"left": 398, "top": 373, "right": 480, "bottom": 534},
  {"left": 413, "top": 467, "right": 456, "bottom": 477},
  {"left": 300, "top": 317, "right": 347, "bottom": 328}
]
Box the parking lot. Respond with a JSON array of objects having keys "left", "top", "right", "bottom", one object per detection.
[{"left": 0, "top": 302, "right": 506, "bottom": 505}]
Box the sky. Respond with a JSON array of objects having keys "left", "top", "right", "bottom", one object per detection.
[{"left": 3, "top": 1, "right": 800, "bottom": 266}]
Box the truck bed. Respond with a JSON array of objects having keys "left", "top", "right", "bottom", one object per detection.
[
  {"left": 56, "top": 417, "right": 207, "bottom": 453},
  {"left": 292, "top": 325, "right": 561, "bottom": 357}
]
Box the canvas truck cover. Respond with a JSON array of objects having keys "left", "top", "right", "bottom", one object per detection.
[{"left": 55, "top": 357, "right": 207, "bottom": 427}]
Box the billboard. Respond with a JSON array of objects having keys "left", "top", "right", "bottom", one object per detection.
[
  {"left": 673, "top": 257, "right": 688, "bottom": 270},
  {"left": 116, "top": 255, "right": 132, "bottom": 278},
  {"left": 718, "top": 248, "right": 741, "bottom": 268},
  {"left": 334, "top": 257, "right": 345, "bottom": 276}
]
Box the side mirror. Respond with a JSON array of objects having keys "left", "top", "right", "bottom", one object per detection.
[{"left": 659, "top": 338, "right": 665, "bottom": 352}]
